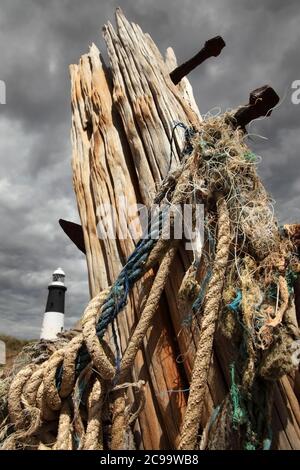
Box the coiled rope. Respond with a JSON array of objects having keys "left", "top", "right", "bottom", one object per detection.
[{"left": 1, "top": 115, "right": 300, "bottom": 451}]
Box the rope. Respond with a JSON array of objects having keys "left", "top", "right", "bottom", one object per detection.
[
  {"left": 229, "top": 363, "right": 247, "bottom": 428},
  {"left": 54, "top": 400, "right": 73, "bottom": 450},
  {"left": 119, "top": 243, "right": 179, "bottom": 379},
  {"left": 8, "top": 364, "right": 36, "bottom": 428},
  {"left": 82, "top": 289, "right": 115, "bottom": 380},
  {"left": 178, "top": 197, "right": 231, "bottom": 450},
  {"left": 111, "top": 389, "right": 127, "bottom": 450},
  {"left": 1, "top": 114, "right": 300, "bottom": 451},
  {"left": 73, "top": 215, "right": 164, "bottom": 378},
  {"left": 82, "top": 378, "right": 104, "bottom": 450}
]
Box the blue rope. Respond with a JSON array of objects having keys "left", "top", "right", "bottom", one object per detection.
[
  {"left": 191, "top": 269, "right": 212, "bottom": 313},
  {"left": 208, "top": 405, "right": 221, "bottom": 430},
  {"left": 229, "top": 362, "right": 247, "bottom": 429},
  {"left": 227, "top": 290, "right": 242, "bottom": 312},
  {"left": 73, "top": 209, "right": 164, "bottom": 377},
  {"left": 112, "top": 320, "right": 121, "bottom": 375},
  {"left": 263, "top": 428, "right": 272, "bottom": 450}
]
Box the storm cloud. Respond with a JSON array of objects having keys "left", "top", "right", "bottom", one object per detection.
[{"left": 0, "top": 0, "right": 299, "bottom": 337}]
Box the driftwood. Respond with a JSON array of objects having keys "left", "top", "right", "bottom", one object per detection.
[{"left": 69, "top": 9, "right": 300, "bottom": 449}]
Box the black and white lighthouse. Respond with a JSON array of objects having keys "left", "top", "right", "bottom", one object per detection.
[{"left": 40, "top": 267, "right": 67, "bottom": 340}]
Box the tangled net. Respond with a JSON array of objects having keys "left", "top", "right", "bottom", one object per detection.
[{"left": 1, "top": 114, "right": 299, "bottom": 450}]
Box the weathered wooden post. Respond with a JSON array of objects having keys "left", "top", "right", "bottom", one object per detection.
[
  {"left": 69, "top": 9, "right": 228, "bottom": 448},
  {"left": 68, "top": 9, "right": 300, "bottom": 449}
]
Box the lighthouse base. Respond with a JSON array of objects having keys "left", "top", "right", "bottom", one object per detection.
[{"left": 40, "top": 311, "right": 64, "bottom": 340}]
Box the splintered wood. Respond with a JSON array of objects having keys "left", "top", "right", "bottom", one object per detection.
[{"left": 70, "top": 8, "right": 300, "bottom": 449}]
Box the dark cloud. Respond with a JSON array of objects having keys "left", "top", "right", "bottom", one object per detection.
[{"left": 0, "top": 0, "right": 299, "bottom": 338}]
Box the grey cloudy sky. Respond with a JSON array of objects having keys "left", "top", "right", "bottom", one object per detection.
[{"left": 0, "top": 0, "right": 299, "bottom": 338}]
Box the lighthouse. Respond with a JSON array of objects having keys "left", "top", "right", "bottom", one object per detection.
[{"left": 40, "top": 268, "right": 67, "bottom": 340}]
